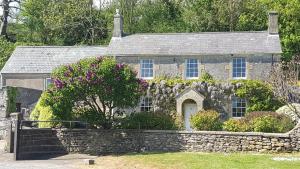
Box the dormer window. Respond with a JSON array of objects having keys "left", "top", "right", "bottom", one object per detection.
[
  {"left": 140, "top": 59, "right": 153, "bottom": 79},
  {"left": 186, "top": 59, "right": 198, "bottom": 79},
  {"left": 232, "top": 57, "right": 246, "bottom": 79}
]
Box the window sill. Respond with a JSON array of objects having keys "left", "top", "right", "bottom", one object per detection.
[
  {"left": 185, "top": 77, "right": 199, "bottom": 80},
  {"left": 231, "top": 116, "right": 244, "bottom": 119},
  {"left": 141, "top": 77, "right": 154, "bottom": 80},
  {"left": 232, "top": 77, "right": 247, "bottom": 80}
]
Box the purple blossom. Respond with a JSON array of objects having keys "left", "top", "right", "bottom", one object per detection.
[
  {"left": 86, "top": 71, "right": 94, "bottom": 81},
  {"left": 77, "top": 76, "right": 83, "bottom": 82},
  {"left": 68, "top": 65, "right": 74, "bottom": 73},
  {"left": 54, "top": 79, "right": 64, "bottom": 89},
  {"left": 64, "top": 71, "right": 70, "bottom": 77},
  {"left": 115, "top": 63, "right": 125, "bottom": 71},
  {"left": 138, "top": 79, "right": 148, "bottom": 90},
  {"left": 90, "top": 63, "right": 97, "bottom": 68}
]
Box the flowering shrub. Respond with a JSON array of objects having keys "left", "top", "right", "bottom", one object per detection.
[
  {"left": 191, "top": 110, "right": 223, "bottom": 131},
  {"left": 42, "top": 57, "right": 147, "bottom": 128}
]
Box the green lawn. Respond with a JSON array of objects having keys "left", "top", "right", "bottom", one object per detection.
[{"left": 86, "top": 152, "right": 300, "bottom": 169}]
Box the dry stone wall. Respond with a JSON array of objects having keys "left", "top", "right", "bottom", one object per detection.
[{"left": 17, "top": 123, "right": 300, "bottom": 159}]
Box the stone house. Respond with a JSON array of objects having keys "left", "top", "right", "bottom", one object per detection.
[{"left": 0, "top": 10, "right": 281, "bottom": 130}]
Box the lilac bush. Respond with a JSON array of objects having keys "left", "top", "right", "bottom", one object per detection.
[{"left": 44, "top": 57, "right": 148, "bottom": 128}]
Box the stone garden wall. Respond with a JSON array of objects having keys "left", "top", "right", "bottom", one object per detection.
[{"left": 17, "top": 123, "right": 300, "bottom": 160}]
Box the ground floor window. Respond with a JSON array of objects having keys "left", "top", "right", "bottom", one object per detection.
[
  {"left": 140, "top": 97, "right": 153, "bottom": 112},
  {"left": 232, "top": 97, "right": 246, "bottom": 117}
]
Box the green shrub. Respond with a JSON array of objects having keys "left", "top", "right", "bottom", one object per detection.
[
  {"left": 232, "top": 80, "right": 283, "bottom": 112},
  {"left": 190, "top": 110, "right": 222, "bottom": 131},
  {"left": 223, "top": 118, "right": 249, "bottom": 132},
  {"left": 251, "top": 115, "right": 278, "bottom": 133},
  {"left": 30, "top": 92, "right": 56, "bottom": 128},
  {"left": 223, "top": 111, "right": 295, "bottom": 133},
  {"left": 119, "top": 112, "right": 179, "bottom": 130}
]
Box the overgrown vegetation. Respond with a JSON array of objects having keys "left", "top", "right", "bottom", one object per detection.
[
  {"left": 233, "top": 80, "right": 284, "bottom": 112},
  {"left": 0, "top": 37, "right": 15, "bottom": 70},
  {"left": 6, "top": 86, "right": 17, "bottom": 115}
]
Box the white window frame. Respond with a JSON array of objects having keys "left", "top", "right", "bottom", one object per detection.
[
  {"left": 140, "top": 59, "right": 154, "bottom": 79},
  {"left": 140, "top": 97, "right": 153, "bottom": 112},
  {"left": 185, "top": 58, "right": 199, "bottom": 79},
  {"left": 231, "top": 97, "right": 246, "bottom": 118},
  {"left": 44, "top": 78, "right": 52, "bottom": 90},
  {"left": 232, "top": 57, "right": 246, "bottom": 79}
]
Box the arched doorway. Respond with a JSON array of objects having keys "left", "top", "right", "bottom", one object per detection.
[
  {"left": 176, "top": 88, "right": 205, "bottom": 131},
  {"left": 182, "top": 99, "right": 197, "bottom": 131}
]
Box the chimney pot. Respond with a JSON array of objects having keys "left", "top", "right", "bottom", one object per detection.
[{"left": 268, "top": 11, "right": 278, "bottom": 35}]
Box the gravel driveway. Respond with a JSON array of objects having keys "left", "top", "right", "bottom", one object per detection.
[{"left": 0, "top": 140, "right": 96, "bottom": 169}]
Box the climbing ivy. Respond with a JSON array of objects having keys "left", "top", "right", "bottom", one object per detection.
[{"left": 6, "top": 87, "right": 17, "bottom": 115}]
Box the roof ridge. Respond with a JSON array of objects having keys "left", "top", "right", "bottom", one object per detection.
[
  {"left": 16, "top": 46, "right": 108, "bottom": 48},
  {"left": 130, "top": 31, "right": 268, "bottom": 36}
]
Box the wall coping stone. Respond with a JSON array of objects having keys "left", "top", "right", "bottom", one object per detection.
[{"left": 20, "top": 128, "right": 290, "bottom": 138}]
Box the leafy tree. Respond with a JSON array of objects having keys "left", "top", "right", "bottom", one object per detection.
[
  {"left": 44, "top": 57, "right": 148, "bottom": 128},
  {"left": 0, "top": 0, "right": 21, "bottom": 39},
  {"left": 21, "top": 0, "right": 108, "bottom": 45},
  {"left": 0, "top": 36, "right": 15, "bottom": 69}
]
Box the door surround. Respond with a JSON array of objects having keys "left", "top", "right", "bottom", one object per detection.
[{"left": 176, "top": 88, "right": 204, "bottom": 116}]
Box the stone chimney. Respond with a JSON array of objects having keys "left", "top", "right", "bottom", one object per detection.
[
  {"left": 113, "top": 9, "right": 123, "bottom": 38},
  {"left": 268, "top": 11, "right": 278, "bottom": 35}
]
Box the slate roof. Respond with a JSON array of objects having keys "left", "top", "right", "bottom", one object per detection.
[
  {"left": 108, "top": 31, "right": 282, "bottom": 56},
  {"left": 1, "top": 46, "right": 107, "bottom": 74}
]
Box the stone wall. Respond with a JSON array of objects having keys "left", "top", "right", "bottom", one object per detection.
[
  {"left": 17, "top": 123, "right": 300, "bottom": 160},
  {"left": 0, "top": 88, "right": 7, "bottom": 118}
]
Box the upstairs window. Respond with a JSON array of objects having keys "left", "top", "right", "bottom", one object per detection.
[
  {"left": 140, "top": 97, "right": 153, "bottom": 112},
  {"left": 44, "top": 78, "right": 52, "bottom": 90},
  {"left": 232, "top": 97, "right": 246, "bottom": 117},
  {"left": 232, "top": 57, "right": 246, "bottom": 79},
  {"left": 186, "top": 59, "right": 198, "bottom": 79},
  {"left": 140, "top": 59, "right": 153, "bottom": 79}
]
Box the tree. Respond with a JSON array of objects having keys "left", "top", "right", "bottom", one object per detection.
[
  {"left": 0, "top": 0, "right": 21, "bottom": 39},
  {"left": 21, "top": 0, "right": 108, "bottom": 45},
  {"left": 0, "top": 36, "right": 15, "bottom": 69},
  {"left": 268, "top": 58, "right": 300, "bottom": 119},
  {"left": 44, "top": 57, "right": 148, "bottom": 128}
]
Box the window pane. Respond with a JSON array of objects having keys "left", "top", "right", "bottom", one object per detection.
[
  {"left": 140, "top": 59, "right": 153, "bottom": 78},
  {"left": 232, "top": 97, "right": 246, "bottom": 117},
  {"left": 232, "top": 58, "right": 246, "bottom": 78},
  {"left": 186, "top": 59, "right": 198, "bottom": 78},
  {"left": 140, "top": 97, "right": 153, "bottom": 112}
]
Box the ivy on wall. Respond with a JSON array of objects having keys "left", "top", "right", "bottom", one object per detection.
[{"left": 6, "top": 87, "right": 17, "bottom": 115}]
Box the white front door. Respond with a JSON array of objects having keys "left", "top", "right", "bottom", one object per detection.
[{"left": 184, "top": 103, "right": 198, "bottom": 131}]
